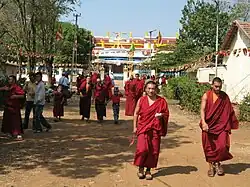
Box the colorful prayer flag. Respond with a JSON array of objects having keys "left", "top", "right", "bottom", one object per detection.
[
  {"left": 129, "top": 43, "right": 135, "bottom": 52},
  {"left": 157, "top": 31, "right": 162, "bottom": 44}
]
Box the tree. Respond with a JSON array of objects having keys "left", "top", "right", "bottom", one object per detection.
[
  {"left": 150, "top": 0, "right": 235, "bottom": 70},
  {"left": 54, "top": 22, "right": 94, "bottom": 65},
  {"left": 231, "top": 1, "right": 250, "bottom": 21}
]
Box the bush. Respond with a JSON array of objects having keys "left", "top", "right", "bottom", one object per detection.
[
  {"left": 239, "top": 94, "right": 250, "bottom": 121},
  {"left": 162, "top": 76, "right": 210, "bottom": 113}
]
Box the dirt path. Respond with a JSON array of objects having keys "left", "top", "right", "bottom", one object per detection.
[{"left": 0, "top": 98, "right": 249, "bottom": 187}]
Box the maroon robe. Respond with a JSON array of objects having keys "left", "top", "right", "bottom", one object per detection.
[
  {"left": 94, "top": 83, "right": 107, "bottom": 120},
  {"left": 1, "top": 84, "right": 25, "bottom": 136},
  {"left": 125, "top": 79, "right": 137, "bottom": 116},
  {"left": 104, "top": 75, "right": 112, "bottom": 99},
  {"left": 79, "top": 80, "right": 92, "bottom": 119},
  {"left": 53, "top": 91, "right": 64, "bottom": 117},
  {"left": 134, "top": 79, "right": 144, "bottom": 102},
  {"left": 134, "top": 95, "right": 169, "bottom": 168},
  {"left": 201, "top": 90, "right": 239, "bottom": 162}
]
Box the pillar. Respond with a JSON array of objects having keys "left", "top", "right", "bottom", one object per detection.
[
  {"left": 151, "top": 69, "right": 156, "bottom": 76},
  {"left": 123, "top": 65, "right": 128, "bottom": 87},
  {"left": 100, "top": 65, "right": 105, "bottom": 81}
]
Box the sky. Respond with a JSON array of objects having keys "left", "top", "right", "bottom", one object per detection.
[{"left": 60, "top": 0, "right": 188, "bottom": 37}]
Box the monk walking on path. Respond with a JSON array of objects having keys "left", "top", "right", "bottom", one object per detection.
[
  {"left": 133, "top": 80, "right": 169, "bottom": 180},
  {"left": 200, "top": 77, "right": 239, "bottom": 177}
]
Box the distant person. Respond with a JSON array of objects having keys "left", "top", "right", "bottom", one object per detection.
[
  {"left": 200, "top": 77, "right": 239, "bottom": 177},
  {"left": 59, "top": 72, "right": 70, "bottom": 105},
  {"left": 110, "top": 87, "right": 123, "bottom": 124},
  {"left": 53, "top": 85, "right": 64, "bottom": 122},
  {"left": 124, "top": 75, "right": 137, "bottom": 116},
  {"left": 0, "top": 75, "right": 25, "bottom": 141},
  {"left": 94, "top": 78, "right": 107, "bottom": 123},
  {"left": 79, "top": 76, "right": 92, "bottom": 121},
  {"left": 23, "top": 73, "right": 36, "bottom": 130},
  {"left": 34, "top": 72, "right": 52, "bottom": 133}
]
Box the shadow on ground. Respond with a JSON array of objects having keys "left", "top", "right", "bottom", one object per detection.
[
  {"left": 223, "top": 163, "right": 250, "bottom": 175},
  {"left": 0, "top": 101, "right": 191, "bottom": 180},
  {"left": 153, "top": 166, "right": 198, "bottom": 177}
]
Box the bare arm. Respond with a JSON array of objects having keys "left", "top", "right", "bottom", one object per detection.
[
  {"left": 200, "top": 93, "right": 207, "bottom": 124},
  {"left": 200, "top": 93, "right": 208, "bottom": 131},
  {"left": 133, "top": 98, "right": 141, "bottom": 133}
]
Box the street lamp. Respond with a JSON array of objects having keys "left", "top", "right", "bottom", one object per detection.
[{"left": 149, "top": 29, "right": 157, "bottom": 62}]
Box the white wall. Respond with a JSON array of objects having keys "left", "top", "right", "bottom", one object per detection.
[
  {"left": 223, "top": 29, "right": 250, "bottom": 103},
  {"left": 197, "top": 67, "right": 226, "bottom": 83}
]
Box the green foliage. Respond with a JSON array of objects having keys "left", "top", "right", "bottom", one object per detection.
[
  {"left": 54, "top": 22, "right": 94, "bottom": 64},
  {"left": 239, "top": 94, "right": 250, "bottom": 121},
  {"left": 162, "top": 76, "right": 210, "bottom": 113},
  {"left": 150, "top": 0, "right": 247, "bottom": 70}
]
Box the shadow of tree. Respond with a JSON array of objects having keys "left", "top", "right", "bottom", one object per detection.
[
  {"left": 0, "top": 105, "right": 192, "bottom": 180},
  {"left": 223, "top": 163, "right": 250, "bottom": 175},
  {"left": 153, "top": 166, "right": 198, "bottom": 177}
]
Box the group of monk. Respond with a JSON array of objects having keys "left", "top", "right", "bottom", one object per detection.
[
  {"left": 76, "top": 72, "right": 115, "bottom": 123},
  {"left": 132, "top": 76, "right": 238, "bottom": 180},
  {"left": 0, "top": 71, "right": 239, "bottom": 180}
]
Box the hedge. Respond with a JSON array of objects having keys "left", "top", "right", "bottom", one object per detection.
[
  {"left": 239, "top": 94, "right": 250, "bottom": 121},
  {"left": 162, "top": 76, "right": 210, "bottom": 113}
]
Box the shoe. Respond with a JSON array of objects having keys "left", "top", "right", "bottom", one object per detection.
[
  {"left": 207, "top": 167, "right": 215, "bottom": 177},
  {"left": 137, "top": 168, "right": 145, "bottom": 179},
  {"left": 46, "top": 126, "right": 52, "bottom": 132},
  {"left": 215, "top": 163, "right": 224, "bottom": 176},
  {"left": 145, "top": 171, "right": 153, "bottom": 180}
]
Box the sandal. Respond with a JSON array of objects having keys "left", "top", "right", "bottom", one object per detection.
[
  {"left": 145, "top": 171, "right": 153, "bottom": 180},
  {"left": 137, "top": 168, "right": 145, "bottom": 179},
  {"left": 207, "top": 167, "right": 215, "bottom": 177},
  {"left": 215, "top": 163, "right": 224, "bottom": 176}
]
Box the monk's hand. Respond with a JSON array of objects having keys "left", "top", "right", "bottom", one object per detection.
[
  {"left": 155, "top": 113, "right": 162, "bottom": 119},
  {"left": 132, "top": 127, "right": 137, "bottom": 134},
  {"left": 201, "top": 122, "right": 209, "bottom": 132}
]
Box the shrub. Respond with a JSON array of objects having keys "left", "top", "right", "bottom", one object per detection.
[
  {"left": 162, "top": 76, "right": 210, "bottom": 113},
  {"left": 239, "top": 94, "right": 250, "bottom": 121}
]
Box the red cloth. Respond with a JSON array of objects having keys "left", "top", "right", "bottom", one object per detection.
[
  {"left": 201, "top": 90, "right": 239, "bottom": 162},
  {"left": 2, "top": 84, "right": 25, "bottom": 135},
  {"left": 111, "top": 93, "right": 123, "bottom": 104},
  {"left": 91, "top": 73, "right": 98, "bottom": 84},
  {"left": 53, "top": 91, "right": 64, "bottom": 117},
  {"left": 161, "top": 77, "right": 166, "bottom": 85},
  {"left": 104, "top": 75, "right": 112, "bottom": 98},
  {"left": 134, "top": 79, "right": 144, "bottom": 101},
  {"left": 125, "top": 80, "right": 137, "bottom": 116},
  {"left": 79, "top": 80, "right": 92, "bottom": 118},
  {"left": 134, "top": 95, "right": 169, "bottom": 168},
  {"left": 94, "top": 83, "right": 106, "bottom": 102}
]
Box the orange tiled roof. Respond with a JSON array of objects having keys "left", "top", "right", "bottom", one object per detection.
[{"left": 221, "top": 20, "right": 250, "bottom": 50}]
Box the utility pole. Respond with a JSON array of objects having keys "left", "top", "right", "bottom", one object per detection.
[
  {"left": 215, "top": 0, "right": 219, "bottom": 77},
  {"left": 71, "top": 13, "right": 81, "bottom": 90}
]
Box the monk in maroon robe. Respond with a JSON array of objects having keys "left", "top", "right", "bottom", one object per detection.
[
  {"left": 133, "top": 80, "right": 169, "bottom": 180},
  {"left": 94, "top": 78, "right": 107, "bottom": 122},
  {"left": 0, "top": 75, "right": 25, "bottom": 141},
  {"left": 134, "top": 73, "right": 144, "bottom": 102},
  {"left": 53, "top": 85, "right": 64, "bottom": 121},
  {"left": 125, "top": 75, "right": 137, "bottom": 116},
  {"left": 79, "top": 76, "right": 92, "bottom": 121},
  {"left": 104, "top": 74, "right": 112, "bottom": 100},
  {"left": 200, "top": 77, "right": 238, "bottom": 177}
]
